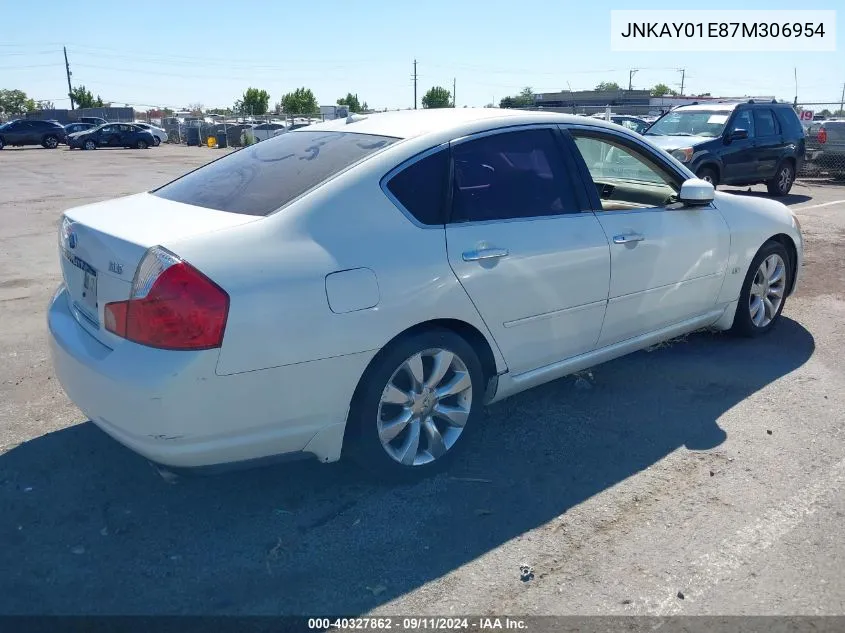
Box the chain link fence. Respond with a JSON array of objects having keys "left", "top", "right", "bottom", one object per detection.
[
  {"left": 795, "top": 103, "right": 845, "bottom": 180},
  {"left": 158, "top": 113, "right": 327, "bottom": 147}
]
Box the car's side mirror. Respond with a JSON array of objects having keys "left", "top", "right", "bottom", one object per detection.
[
  {"left": 678, "top": 178, "right": 715, "bottom": 206},
  {"left": 726, "top": 128, "right": 749, "bottom": 142}
]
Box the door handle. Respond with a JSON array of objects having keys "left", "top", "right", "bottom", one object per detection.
[
  {"left": 613, "top": 233, "right": 644, "bottom": 244},
  {"left": 462, "top": 247, "right": 509, "bottom": 262}
]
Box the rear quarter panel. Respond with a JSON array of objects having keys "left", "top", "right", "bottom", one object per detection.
[{"left": 166, "top": 138, "right": 507, "bottom": 377}]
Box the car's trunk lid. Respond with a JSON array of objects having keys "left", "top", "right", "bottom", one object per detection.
[{"left": 59, "top": 192, "right": 259, "bottom": 348}]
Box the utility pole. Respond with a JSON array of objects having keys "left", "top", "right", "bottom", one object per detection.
[
  {"left": 453, "top": 77, "right": 456, "bottom": 107},
  {"left": 840, "top": 82, "right": 845, "bottom": 115},
  {"left": 678, "top": 68, "right": 686, "bottom": 97},
  {"left": 628, "top": 69, "right": 638, "bottom": 91},
  {"left": 412, "top": 59, "right": 418, "bottom": 109},
  {"left": 64, "top": 46, "right": 74, "bottom": 109}
]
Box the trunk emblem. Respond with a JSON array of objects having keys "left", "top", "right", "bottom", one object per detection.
[{"left": 109, "top": 261, "right": 124, "bottom": 275}]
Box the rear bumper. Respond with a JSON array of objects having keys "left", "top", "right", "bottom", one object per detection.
[{"left": 48, "top": 286, "right": 372, "bottom": 468}]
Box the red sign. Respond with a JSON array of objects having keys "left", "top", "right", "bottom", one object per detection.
[{"left": 799, "top": 110, "right": 814, "bottom": 121}]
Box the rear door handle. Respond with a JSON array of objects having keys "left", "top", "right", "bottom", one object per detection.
[
  {"left": 462, "top": 247, "right": 509, "bottom": 262},
  {"left": 613, "top": 233, "right": 644, "bottom": 244}
]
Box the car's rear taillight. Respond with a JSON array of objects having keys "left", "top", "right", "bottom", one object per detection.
[
  {"left": 104, "top": 246, "right": 228, "bottom": 350},
  {"left": 817, "top": 128, "right": 828, "bottom": 144}
]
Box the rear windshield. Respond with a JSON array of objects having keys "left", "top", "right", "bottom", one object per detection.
[{"left": 152, "top": 131, "right": 397, "bottom": 216}]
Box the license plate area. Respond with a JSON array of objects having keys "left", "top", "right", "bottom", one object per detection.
[{"left": 64, "top": 249, "right": 99, "bottom": 325}]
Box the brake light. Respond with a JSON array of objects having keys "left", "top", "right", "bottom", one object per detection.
[
  {"left": 817, "top": 128, "right": 827, "bottom": 144},
  {"left": 104, "top": 246, "right": 229, "bottom": 350}
]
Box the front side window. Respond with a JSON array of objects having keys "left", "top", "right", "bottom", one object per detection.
[
  {"left": 450, "top": 128, "right": 579, "bottom": 223},
  {"left": 385, "top": 148, "right": 449, "bottom": 225},
  {"left": 730, "top": 110, "right": 755, "bottom": 137},
  {"left": 154, "top": 131, "right": 396, "bottom": 216},
  {"left": 754, "top": 109, "right": 778, "bottom": 136},
  {"left": 572, "top": 132, "right": 680, "bottom": 211}
]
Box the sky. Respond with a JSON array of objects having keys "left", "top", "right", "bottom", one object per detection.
[{"left": 0, "top": 0, "right": 841, "bottom": 112}]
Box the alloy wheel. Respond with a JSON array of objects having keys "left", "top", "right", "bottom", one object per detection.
[
  {"left": 778, "top": 166, "right": 793, "bottom": 193},
  {"left": 749, "top": 254, "right": 786, "bottom": 328},
  {"left": 377, "top": 348, "right": 473, "bottom": 466}
]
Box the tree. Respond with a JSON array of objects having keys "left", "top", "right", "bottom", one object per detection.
[
  {"left": 337, "top": 93, "right": 362, "bottom": 113},
  {"left": 651, "top": 83, "right": 677, "bottom": 97},
  {"left": 484, "top": 103, "right": 494, "bottom": 108},
  {"left": 361, "top": 101, "right": 369, "bottom": 111},
  {"left": 819, "top": 109, "right": 832, "bottom": 117},
  {"left": 422, "top": 86, "right": 452, "bottom": 109},
  {"left": 69, "top": 85, "right": 104, "bottom": 109},
  {"left": 594, "top": 81, "right": 621, "bottom": 92},
  {"left": 234, "top": 87, "right": 271, "bottom": 115},
  {"left": 498, "top": 87, "right": 535, "bottom": 109},
  {"left": 0, "top": 89, "right": 36, "bottom": 115},
  {"left": 187, "top": 102, "right": 204, "bottom": 115},
  {"left": 279, "top": 87, "right": 318, "bottom": 115},
  {"left": 36, "top": 100, "right": 55, "bottom": 110}
]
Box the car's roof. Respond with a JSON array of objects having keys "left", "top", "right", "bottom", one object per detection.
[
  {"left": 674, "top": 103, "right": 740, "bottom": 112},
  {"left": 294, "top": 108, "right": 615, "bottom": 140}
]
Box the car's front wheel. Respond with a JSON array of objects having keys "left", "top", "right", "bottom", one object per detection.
[
  {"left": 767, "top": 161, "right": 795, "bottom": 196},
  {"left": 731, "top": 240, "right": 791, "bottom": 337},
  {"left": 0, "top": 137, "right": 4, "bottom": 150},
  {"left": 42, "top": 135, "right": 59, "bottom": 149},
  {"left": 347, "top": 329, "right": 485, "bottom": 478},
  {"left": 153, "top": 137, "right": 161, "bottom": 146},
  {"left": 136, "top": 139, "right": 148, "bottom": 149},
  {"left": 696, "top": 166, "right": 719, "bottom": 187},
  {"left": 83, "top": 140, "right": 97, "bottom": 150}
]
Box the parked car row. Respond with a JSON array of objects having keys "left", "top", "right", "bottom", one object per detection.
[{"left": 0, "top": 119, "right": 162, "bottom": 151}]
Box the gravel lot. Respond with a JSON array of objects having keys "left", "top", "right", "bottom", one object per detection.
[{"left": 1, "top": 145, "right": 844, "bottom": 617}]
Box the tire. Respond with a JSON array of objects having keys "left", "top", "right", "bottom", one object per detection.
[
  {"left": 767, "top": 161, "right": 795, "bottom": 196},
  {"left": 0, "top": 137, "right": 4, "bottom": 150},
  {"left": 346, "top": 328, "right": 485, "bottom": 479},
  {"left": 84, "top": 140, "right": 97, "bottom": 151},
  {"left": 696, "top": 166, "right": 719, "bottom": 187},
  {"left": 730, "top": 240, "right": 791, "bottom": 338},
  {"left": 42, "top": 135, "right": 59, "bottom": 149},
  {"left": 136, "top": 139, "right": 148, "bottom": 149},
  {"left": 153, "top": 137, "right": 161, "bottom": 147}
]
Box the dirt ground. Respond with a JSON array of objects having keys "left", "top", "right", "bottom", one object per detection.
[{"left": 1, "top": 144, "right": 844, "bottom": 617}]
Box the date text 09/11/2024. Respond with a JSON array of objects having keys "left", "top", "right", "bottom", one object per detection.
[
  {"left": 619, "top": 21, "right": 827, "bottom": 39},
  {"left": 308, "top": 617, "right": 528, "bottom": 630}
]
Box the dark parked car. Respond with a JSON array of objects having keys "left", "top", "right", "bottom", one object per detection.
[
  {"left": 64, "top": 122, "right": 96, "bottom": 135},
  {"left": 644, "top": 100, "right": 805, "bottom": 196},
  {"left": 0, "top": 119, "right": 67, "bottom": 149},
  {"left": 805, "top": 120, "right": 845, "bottom": 177},
  {"left": 68, "top": 123, "right": 156, "bottom": 150}
]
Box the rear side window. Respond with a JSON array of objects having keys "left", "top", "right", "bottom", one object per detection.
[
  {"left": 385, "top": 149, "right": 449, "bottom": 225},
  {"left": 153, "top": 131, "right": 396, "bottom": 216},
  {"left": 754, "top": 109, "right": 778, "bottom": 136},
  {"left": 774, "top": 108, "right": 802, "bottom": 137}
]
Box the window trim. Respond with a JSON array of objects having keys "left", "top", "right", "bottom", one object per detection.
[
  {"left": 446, "top": 124, "right": 590, "bottom": 226},
  {"left": 563, "top": 124, "right": 701, "bottom": 215},
  {"left": 379, "top": 141, "right": 451, "bottom": 229}
]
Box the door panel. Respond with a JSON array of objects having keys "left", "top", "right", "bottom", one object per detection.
[
  {"left": 445, "top": 127, "right": 610, "bottom": 375},
  {"left": 447, "top": 216, "right": 610, "bottom": 374},
  {"left": 753, "top": 108, "right": 781, "bottom": 179},
  {"left": 721, "top": 108, "right": 757, "bottom": 183},
  {"left": 594, "top": 208, "right": 729, "bottom": 345},
  {"left": 568, "top": 128, "right": 731, "bottom": 347}
]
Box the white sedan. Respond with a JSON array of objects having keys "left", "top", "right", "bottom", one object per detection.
[
  {"left": 48, "top": 109, "right": 803, "bottom": 477},
  {"left": 132, "top": 122, "right": 168, "bottom": 145}
]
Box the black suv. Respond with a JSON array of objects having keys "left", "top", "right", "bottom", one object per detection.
[
  {"left": 0, "top": 119, "right": 68, "bottom": 149},
  {"left": 644, "top": 101, "right": 805, "bottom": 196}
]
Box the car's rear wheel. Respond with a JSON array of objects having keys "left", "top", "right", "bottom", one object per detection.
[
  {"left": 347, "top": 329, "right": 485, "bottom": 479},
  {"left": 136, "top": 139, "right": 148, "bottom": 149},
  {"left": 731, "top": 240, "right": 791, "bottom": 337},
  {"left": 42, "top": 135, "right": 59, "bottom": 149},
  {"left": 696, "top": 166, "right": 719, "bottom": 187},
  {"left": 767, "top": 161, "right": 795, "bottom": 196},
  {"left": 153, "top": 137, "right": 161, "bottom": 146},
  {"left": 84, "top": 140, "right": 97, "bottom": 150},
  {"left": 0, "top": 137, "right": 4, "bottom": 150}
]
